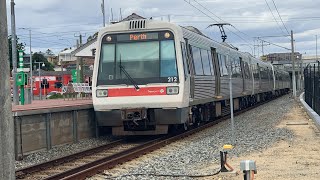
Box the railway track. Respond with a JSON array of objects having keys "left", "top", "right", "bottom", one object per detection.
[{"left": 15, "top": 95, "right": 284, "bottom": 180}]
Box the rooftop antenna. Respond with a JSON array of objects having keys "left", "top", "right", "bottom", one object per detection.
[
  {"left": 111, "top": 8, "right": 114, "bottom": 22},
  {"left": 207, "top": 23, "right": 231, "bottom": 42}
]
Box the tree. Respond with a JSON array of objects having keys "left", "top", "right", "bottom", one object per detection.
[
  {"left": 46, "top": 49, "right": 54, "bottom": 56},
  {"left": 8, "top": 35, "right": 25, "bottom": 70},
  {"left": 32, "top": 52, "right": 55, "bottom": 71}
]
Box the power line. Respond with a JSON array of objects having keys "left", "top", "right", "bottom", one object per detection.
[
  {"left": 257, "top": 37, "right": 291, "bottom": 50},
  {"left": 264, "top": 0, "right": 287, "bottom": 35},
  {"left": 183, "top": 0, "right": 253, "bottom": 46},
  {"left": 191, "top": 0, "right": 253, "bottom": 44},
  {"left": 271, "top": 0, "right": 290, "bottom": 35}
]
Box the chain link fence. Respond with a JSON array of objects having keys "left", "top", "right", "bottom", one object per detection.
[{"left": 304, "top": 62, "right": 320, "bottom": 115}]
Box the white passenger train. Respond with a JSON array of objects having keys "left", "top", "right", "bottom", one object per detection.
[{"left": 92, "top": 19, "right": 290, "bottom": 135}]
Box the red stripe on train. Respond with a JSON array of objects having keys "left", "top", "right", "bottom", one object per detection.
[{"left": 108, "top": 87, "right": 167, "bottom": 97}]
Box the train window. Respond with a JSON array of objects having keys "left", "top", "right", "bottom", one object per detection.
[
  {"left": 253, "top": 64, "right": 259, "bottom": 79},
  {"left": 200, "top": 49, "right": 211, "bottom": 75},
  {"left": 218, "top": 54, "right": 228, "bottom": 76},
  {"left": 181, "top": 42, "right": 189, "bottom": 78},
  {"left": 232, "top": 58, "right": 241, "bottom": 78},
  {"left": 99, "top": 44, "right": 115, "bottom": 80},
  {"left": 115, "top": 41, "right": 160, "bottom": 79},
  {"left": 160, "top": 40, "right": 177, "bottom": 77},
  {"left": 207, "top": 50, "right": 215, "bottom": 76},
  {"left": 244, "top": 62, "right": 250, "bottom": 79},
  {"left": 191, "top": 46, "right": 204, "bottom": 75}
]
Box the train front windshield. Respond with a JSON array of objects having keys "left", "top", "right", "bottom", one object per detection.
[{"left": 97, "top": 31, "right": 179, "bottom": 86}]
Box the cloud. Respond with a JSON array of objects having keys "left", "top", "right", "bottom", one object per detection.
[{"left": 4, "top": 0, "right": 320, "bottom": 56}]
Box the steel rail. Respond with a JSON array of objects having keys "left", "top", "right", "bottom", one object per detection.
[
  {"left": 56, "top": 95, "right": 284, "bottom": 180},
  {"left": 16, "top": 94, "right": 286, "bottom": 180},
  {"left": 15, "top": 139, "right": 125, "bottom": 179}
]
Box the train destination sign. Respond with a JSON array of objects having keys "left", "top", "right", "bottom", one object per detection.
[{"left": 117, "top": 32, "right": 158, "bottom": 41}]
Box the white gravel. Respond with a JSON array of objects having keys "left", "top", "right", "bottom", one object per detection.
[
  {"left": 99, "top": 95, "right": 295, "bottom": 180},
  {"left": 15, "top": 136, "right": 118, "bottom": 170}
]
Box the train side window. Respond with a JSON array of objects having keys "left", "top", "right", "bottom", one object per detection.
[
  {"left": 181, "top": 42, "right": 189, "bottom": 79},
  {"left": 244, "top": 62, "right": 250, "bottom": 79},
  {"left": 232, "top": 58, "right": 241, "bottom": 78},
  {"left": 207, "top": 50, "right": 215, "bottom": 76},
  {"left": 191, "top": 46, "right": 204, "bottom": 75},
  {"left": 253, "top": 64, "right": 259, "bottom": 79},
  {"left": 218, "top": 54, "right": 228, "bottom": 76},
  {"left": 200, "top": 49, "right": 211, "bottom": 75}
]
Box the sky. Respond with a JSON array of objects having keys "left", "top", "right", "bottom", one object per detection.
[{"left": 5, "top": 0, "right": 320, "bottom": 57}]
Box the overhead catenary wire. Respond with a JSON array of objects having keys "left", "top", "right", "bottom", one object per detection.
[
  {"left": 264, "top": 0, "right": 287, "bottom": 36},
  {"left": 183, "top": 0, "right": 254, "bottom": 47},
  {"left": 271, "top": 0, "right": 290, "bottom": 35},
  {"left": 191, "top": 0, "right": 253, "bottom": 42}
]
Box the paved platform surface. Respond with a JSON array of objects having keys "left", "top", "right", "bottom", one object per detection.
[{"left": 12, "top": 99, "right": 93, "bottom": 112}]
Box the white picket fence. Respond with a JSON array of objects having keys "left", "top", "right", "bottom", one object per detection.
[{"left": 62, "top": 83, "right": 92, "bottom": 100}]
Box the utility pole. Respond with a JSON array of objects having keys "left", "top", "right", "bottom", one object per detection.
[
  {"left": 29, "top": 29, "right": 33, "bottom": 100},
  {"left": 1, "top": 0, "right": 15, "bottom": 178},
  {"left": 291, "top": 30, "right": 296, "bottom": 98},
  {"left": 316, "top": 35, "right": 318, "bottom": 62},
  {"left": 11, "top": 0, "right": 19, "bottom": 105},
  {"left": 79, "top": 34, "right": 84, "bottom": 83},
  {"left": 101, "top": 0, "right": 106, "bottom": 27},
  {"left": 74, "top": 34, "right": 86, "bottom": 83}
]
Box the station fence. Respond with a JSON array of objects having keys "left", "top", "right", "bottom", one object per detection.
[{"left": 304, "top": 62, "right": 320, "bottom": 115}]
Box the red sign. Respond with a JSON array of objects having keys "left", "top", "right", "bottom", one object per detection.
[{"left": 108, "top": 87, "right": 167, "bottom": 97}]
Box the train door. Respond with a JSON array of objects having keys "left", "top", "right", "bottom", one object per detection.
[
  {"left": 210, "top": 47, "right": 220, "bottom": 97},
  {"left": 257, "top": 63, "right": 261, "bottom": 91},
  {"left": 185, "top": 39, "right": 195, "bottom": 99}
]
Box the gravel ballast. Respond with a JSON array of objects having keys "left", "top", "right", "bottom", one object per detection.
[
  {"left": 97, "top": 95, "right": 295, "bottom": 180},
  {"left": 15, "top": 136, "right": 118, "bottom": 169}
]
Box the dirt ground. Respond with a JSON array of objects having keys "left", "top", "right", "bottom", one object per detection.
[{"left": 213, "top": 101, "right": 320, "bottom": 180}]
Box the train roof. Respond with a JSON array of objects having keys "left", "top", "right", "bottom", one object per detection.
[{"left": 98, "top": 19, "right": 274, "bottom": 68}]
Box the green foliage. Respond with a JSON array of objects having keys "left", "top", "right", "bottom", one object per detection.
[
  {"left": 8, "top": 35, "right": 26, "bottom": 70},
  {"left": 48, "top": 93, "right": 63, "bottom": 99},
  {"left": 32, "top": 53, "right": 55, "bottom": 71},
  {"left": 46, "top": 49, "right": 54, "bottom": 56}
]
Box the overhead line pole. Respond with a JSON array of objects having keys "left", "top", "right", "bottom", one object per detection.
[
  {"left": 11, "top": 0, "right": 19, "bottom": 105},
  {"left": 0, "top": 0, "right": 15, "bottom": 178},
  {"left": 291, "top": 30, "right": 296, "bottom": 98},
  {"left": 29, "top": 29, "right": 33, "bottom": 100},
  {"left": 102, "top": 0, "right": 106, "bottom": 27}
]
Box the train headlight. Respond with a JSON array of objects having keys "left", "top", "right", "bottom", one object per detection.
[
  {"left": 164, "top": 32, "right": 171, "bottom": 38},
  {"left": 166, "top": 86, "right": 179, "bottom": 95},
  {"left": 96, "top": 89, "right": 108, "bottom": 97}
]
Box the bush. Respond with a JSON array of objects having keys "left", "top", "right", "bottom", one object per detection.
[{"left": 48, "top": 93, "right": 63, "bottom": 99}]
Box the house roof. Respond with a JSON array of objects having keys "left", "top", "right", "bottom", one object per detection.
[{"left": 120, "top": 13, "right": 145, "bottom": 22}]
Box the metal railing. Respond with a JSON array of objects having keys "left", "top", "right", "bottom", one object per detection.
[{"left": 304, "top": 62, "right": 320, "bottom": 115}]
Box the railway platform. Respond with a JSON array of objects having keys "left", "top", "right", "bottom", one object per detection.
[
  {"left": 12, "top": 99, "right": 95, "bottom": 159},
  {"left": 12, "top": 99, "right": 93, "bottom": 116}
]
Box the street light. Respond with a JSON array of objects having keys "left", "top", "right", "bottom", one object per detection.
[{"left": 34, "top": 62, "right": 45, "bottom": 100}]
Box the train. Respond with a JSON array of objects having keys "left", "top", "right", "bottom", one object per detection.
[{"left": 92, "top": 19, "right": 291, "bottom": 136}]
